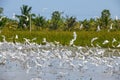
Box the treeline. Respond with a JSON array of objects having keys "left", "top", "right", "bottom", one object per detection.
[{"left": 0, "top": 5, "right": 120, "bottom": 31}]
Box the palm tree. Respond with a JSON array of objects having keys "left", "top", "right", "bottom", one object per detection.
[
  {"left": 0, "top": 7, "right": 3, "bottom": 15},
  {"left": 50, "top": 11, "right": 62, "bottom": 30},
  {"left": 16, "top": 5, "right": 32, "bottom": 29},
  {"left": 33, "top": 14, "right": 46, "bottom": 30},
  {"left": 20, "top": 5, "right": 32, "bottom": 16},
  {"left": 65, "top": 16, "right": 76, "bottom": 31},
  {"left": 0, "top": 7, "right": 7, "bottom": 28},
  {"left": 101, "top": 9, "right": 111, "bottom": 29}
]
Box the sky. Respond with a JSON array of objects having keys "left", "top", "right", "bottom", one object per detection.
[{"left": 0, "top": 0, "right": 120, "bottom": 20}]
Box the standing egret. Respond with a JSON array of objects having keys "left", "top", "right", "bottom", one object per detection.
[
  {"left": 115, "top": 16, "right": 118, "bottom": 20},
  {"left": 15, "top": 35, "right": 18, "bottom": 39},
  {"left": 80, "top": 24, "right": 83, "bottom": 30},
  {"left": 110, "top": 23, "right": 113, "bottom": 30},
  {"left": 102, "top": 40, "right": 109, "bottom": 45},
  {"left": 97, "top": 25, "right": 100, "bottom": 32},
  {"left": 108, "top": 23, "right": 113, "bottom": 32},
  {"left": 12, "top": 13, "right": 16, "bottom": 19},
  {"left": 42, "top": 38, "right": 47, "bottom": 45},
  {"left": 13, "top": 35, "right": 18, "bottom": 44},
  {"left": 1, "top": 35, "right": 6, "bottom": 42}
]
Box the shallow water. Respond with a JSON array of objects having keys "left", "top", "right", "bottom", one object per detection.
[{"left": 0, "top": 42, "right": 120, "bottom": 80}]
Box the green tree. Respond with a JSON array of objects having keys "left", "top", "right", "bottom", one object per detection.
[
  {"left": 33, "top": 14, "right": 46, "bottom": 29},
  {"left": 64, "top": 16, "right": 76, "bottom": 31},
  {"left": 0, "top": 7, "right": 7, "bottom": 28},
  {"left": 0, "top": 7, "right": 3, "bottom": 15},
  {"left": 50, "top": 11, "right": 62, "bottom": 30},
  {"left": 113, "top": 19, "right": 120, "bottom": 30},
  {"left": 101, "top": 9, "right": 111, "bottom": 28},
  {"left": 82, "top": 19, "right": 90, "bottom": 31}
]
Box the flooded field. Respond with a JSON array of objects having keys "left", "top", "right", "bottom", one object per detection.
[{"left": 0, "top": 41, "right": 120, "bottom": 80}]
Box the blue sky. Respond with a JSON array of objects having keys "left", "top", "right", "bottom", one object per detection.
[{"left": 0, "top": 0, "right": 120, "bottom": 20}]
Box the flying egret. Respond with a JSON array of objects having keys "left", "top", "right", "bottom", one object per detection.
[
  {"left": 91, "top": 37, "right": 98, "bottom": 43},
  {"left": 91, "top": 37, "right": 98, "bottom": 47},
  {"left": 70, "top": 31, "right": 77, "bottom": 46},
  {"left": 0, "top": 16, "right": 6, "bottom": 21},
  {"left": 116, "top": 43, "right": 120, "bottom": 48},
  {"left": 23, "top": 38, "right": 30, "bottom": 45},
  {"left": 31, "top": 38, "right": 37, "bottom": 42}
]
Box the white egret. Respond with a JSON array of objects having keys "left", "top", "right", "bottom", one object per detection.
[
  {"left": 102, "top": 40, "right": 109, "bottom": 45},
  {"left": 112, "top": 38, "right": 117, "bottom": 47},
  {"left": 23, "top": 38, "right": 30, "bottom": 45},
  {"left": 0, "top": 16, "right": 6, "bottom": 21},
  {"left": 34, "top": 59, "right": 42, "bottom": 68},
  {"left": 97, "top": 25, "right": 100, "bottom": 32},
  {"left": 115, "top": 16, "right": 118, "bottom": 20},
  {"left": 26, "top": 63, "right": 32, "bottom": 73},
  {"left": 110, "top": 23, "right": 113, "bottom": 30},
  {"left": 23, "top": 15, "right": 29, "bottom": 21},
  {"left": 96, "top": 43, "right": 101, "bottom": 48},
  {"left": 12, "top": 13, "right": 16, "bottom": 19},
  {"left": 31, "top": 38, "right": 37, "bottom": 41},
  {"left": 1, "top": 35, "right": 6, "bottom": 42},
  {"left": 80, "top": 24, "right": 83, "bottom": 30},
  {"left": 15, "top": 35, "right": 18, "bottom": 39},
  {"left": 108, "top": 23, "right": 113, "bottom": 32},
  {"left": 70, "top": 31, "right": 77, "bottom": 46},
  {"left": 73, "top": 31, "right": 77, "bottom": 40},
  {"left": 23, "top": 23, "right": 27, "bottom": 28},
  {"left": 117, "top": 43, "right": 120, "bottom": 48},
  {"left": 42, "top": 38, "right": 47, "bottom": 45},
  {"left": 91, "top": 37, "right": 98, "bottom": 47},
  {"left": 54, "top": 41, "right": 60, "bottom": 45},
  {"left": 91, "top": 37, "right": 98, "bottom": 43}
]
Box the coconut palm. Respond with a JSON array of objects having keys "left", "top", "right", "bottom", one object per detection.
[{"left": 16, "top": 5, "right": 32, "bottom": 29}]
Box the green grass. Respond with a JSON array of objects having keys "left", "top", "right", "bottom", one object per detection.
[{"left": 1, "top": 29, "right": 120, "bottom": 48}]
